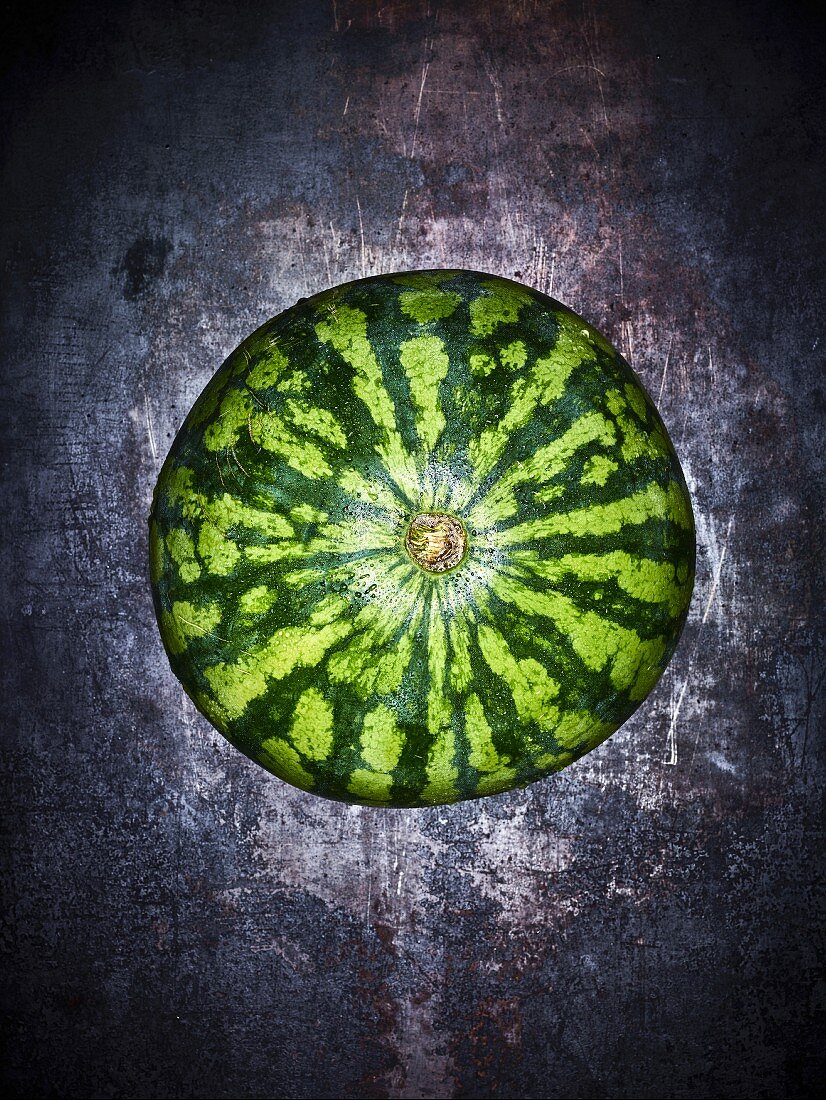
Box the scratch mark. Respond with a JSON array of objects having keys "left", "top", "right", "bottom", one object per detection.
[
  {"left": 580, "top": 124, "right": 601, "bottom": 159},
  {"left": 582, "top": 14, "right": 612, "bottom": 172},
  {"left": 532, "top": 232, "right": 548, "bottom": 294},
  {"left": 175, "top": 616, "right": 230, "bottom": 644},
  {"left": 294, "top": 218, "right": 310, "bottom": 295},
  {"left": 410, "top": 50, "right": 431, "bottom": 159},
  {"left": 342, "top": 94, "right": 350, "bottom": 116},
  {"left": 215, "top": 453, "right": 227, "bottom": 490},
  {"left": 428, "top": 198, "right": 447, "bottom": 262},
  {"left": 364, "top": 820, "right": 373, "bottom": 927},
  {"left": 660, "top": 515, "right": 734, "bottom": 769},
  {"left": 551, "top": 62, "right": 607, "bottom": 78},
  {"left": 396, "top": 188, "right": 409, "bottom": 248},
  {"left": 484, "top": 57, "right": 505, "bottom": 126},
  {"left": 488, "top": 126, "right": 516, "bottom": 247},
  {"left": 679, "top": 405, "right": 690, "bottom": 448},
  {"left": 702, "top": 516, "right": 733, "bottom": 624},
  {"left": 665, "top": 680, "right": 688, "bottom": 765},
  {"left": 356, "top": 197, "right": 367, "bottom": 278},
  {"left": 624, "top": 320, "right": 635, "bottom": 364},
  {"left": 230, "top": 445, "right": 250, "bottom": 478},
  {"left": 658, "top": 331, "right": 674, "bottom": 404},
  {"left": 144, "top": 391, "right": 157, "bottom": 461}
]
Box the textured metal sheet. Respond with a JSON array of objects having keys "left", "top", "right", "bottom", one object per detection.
[{"left": 1, "top": 1, "right": 823, "bottom": 1097}]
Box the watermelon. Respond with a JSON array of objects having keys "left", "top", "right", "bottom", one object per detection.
[{"left": 149, "top": 270, "right": 695, "bottom": 807}]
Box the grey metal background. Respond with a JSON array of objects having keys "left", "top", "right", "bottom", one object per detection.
[{"left": 1, "top": 2, "right": 823, "bottom": 1097}]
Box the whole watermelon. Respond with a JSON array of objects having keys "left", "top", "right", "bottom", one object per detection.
[{"left": 150, "top": 270, "right": 695, "bottom": 806}]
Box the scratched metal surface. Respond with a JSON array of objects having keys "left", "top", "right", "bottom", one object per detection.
[{"left": 1, "top": 2, "right": 823, "bottom": 1097}]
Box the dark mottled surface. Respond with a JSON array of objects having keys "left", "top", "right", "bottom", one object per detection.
[{"left": 1, "top": 2, "right": 823, "bottom": 1097}]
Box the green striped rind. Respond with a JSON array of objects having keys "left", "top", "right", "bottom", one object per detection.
[{"left": 150, "top": 270, "right": 695, "bottom": 806}]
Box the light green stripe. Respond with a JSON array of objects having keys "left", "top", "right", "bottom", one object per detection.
[
  {"left": 624, "top": 382, "right": 647, "bottom": 421},
  {"left": 204, "top": 388, "right": 252, "bottom": 452},
  {"left": 556, "top": 550, "right": 686, "bottom": 620},
  {"left": 469, "top": 312, "right": 600, "bottom": 481},
  {"left": 468, "top": 280, "right": 533, "bottom": 336},
  {"left": 513, "top": 550, "right": 691, "bottom": 617},
  {"left": 392, "top": 271, "right": 463, "bottom": 290},
  {"left": 581, "top": 454, "right": 618, "bottom": 486},
  {"left": 252, "top": 411, "right": 334, "bottom": 479},
  {"left": 469, "top": 352, "right": 495, "bottom": 377},
  {"left": 553, "top": 710, "right": 615, "bottom": 751},
  {"left": 421, "top": 728, "right": 458, "bottom": 803},
  {"left": 327, "top": 580, "right": 422, "bottom": 698},
  {"left": 205, "top": 613, "right": 352, "bottom": 722},
  {"left": 606, "top": 388, "right": 671, "bottom": 465},
  {"left": 197, "top": 524, "right": 240, "bottom": 575},
  {"left": 246, "top": 516, "right": 399, "bottom": 565},
  {"left": 469, "top": 411, "right": 616, "bottom": 527},
  {"left": 399, "top": 335, "right": 449, "bottom": 455},
  {"left": 377, "top": 444, "right": 420, "bottom": 507},
  {"left": 277, "top": 370, "right": 311, "bottom": 396},
  {"left": 359, "top": 704, "right": 405, "bottom": 772},
  {"left": 476, "top": 623, "right": 559, "bottom": 731},
  {"left": 197, "top": 493, "right": 298, "bottom": 579},
  {"left": 205, "top": 494, "right": 293, "bottom": 539},
  {"left": 348, "top": 769, "right": 393, "bottom": 802},
  {"left": 325, "top": 553, "right": 416, "bottom": 601},
  {"left": 161, "top": 600, "right": 222, "bottom": 656},
  {"left": 464, "top": 693, "right": 500, "bottom": 772},
  {"left": 448, "top": 613, "right": 473, "bottom": 693},
  {"left": 197, "top": 381, "right": 337, "bottom": 480},
  {"left": 284, "top": 399, "right": 348, "bottom": 449},
  {"left": 149, "top": 520, "right": 165, "bottom": 584},
  {"left": 446, "top": 475, "right": 477, "bottom": 512},
  {"left": 372, "top": 629, "right": 417, "bottom": 696},
  {"left": 247, "top": 345, "right": 289, "bottom": 390},
  {"left": 258, "top": 737, "right": 314, "bottom": 789},
  {"left": 327, "top": 620, "right": 416, "bottom": 698},
  {"left": 239, "top": 585, "right": 277, "bottom": 617},
  {"left": 314, "top": 304, "right": 420, "bottom": 499},
  {"left": 308, "top": 595, "right": 350, "bottom": 626},
  {"left": 166, "top": 527, "right": 200, "bottom": 583},
  {"left": 534, "top": 484, "right": 565, "bottom": 505},
  {"left": 288, "top": 688, "right": 334, "bottom": 761},
  {"left": 290, "top": 503, "right": 328, "bottom": 525},
  {"left": 421, "top": 593, "right": 458, "bottom": 802},
  {"left": 420, "top": 471, "right": 454, "bottom": 512},
  {"left": 281, "top": 567, "right": 324, "bottom": 587},
  {"left": 427, "top": 596, "right": 449, "bottom": 730},
  {"left": 495, "top": 480, "right": 692, "bottom": 545},
  {"left": 308, "top": 518, "right": 399, "bottom": 553},
  {"left": 399, "top": 288, "right": 461, "bottom": 322},
  {"left": 490, "top": 573, "right": 667, "bottom": 700},
  {"left": 500, "top": 340, "right": 528, "bottom": 370},
  {"left": 162, "top": 466, "right": 200, "bottom": 516},
  {"left": 245, "top": 542, "right": 304, "bottom": 565},
  {"left": 464, "top": 693, "right": 518, "bottom": 787},
  {"left": 337, "top": 468, "right": 405, "bottom": 518}
]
